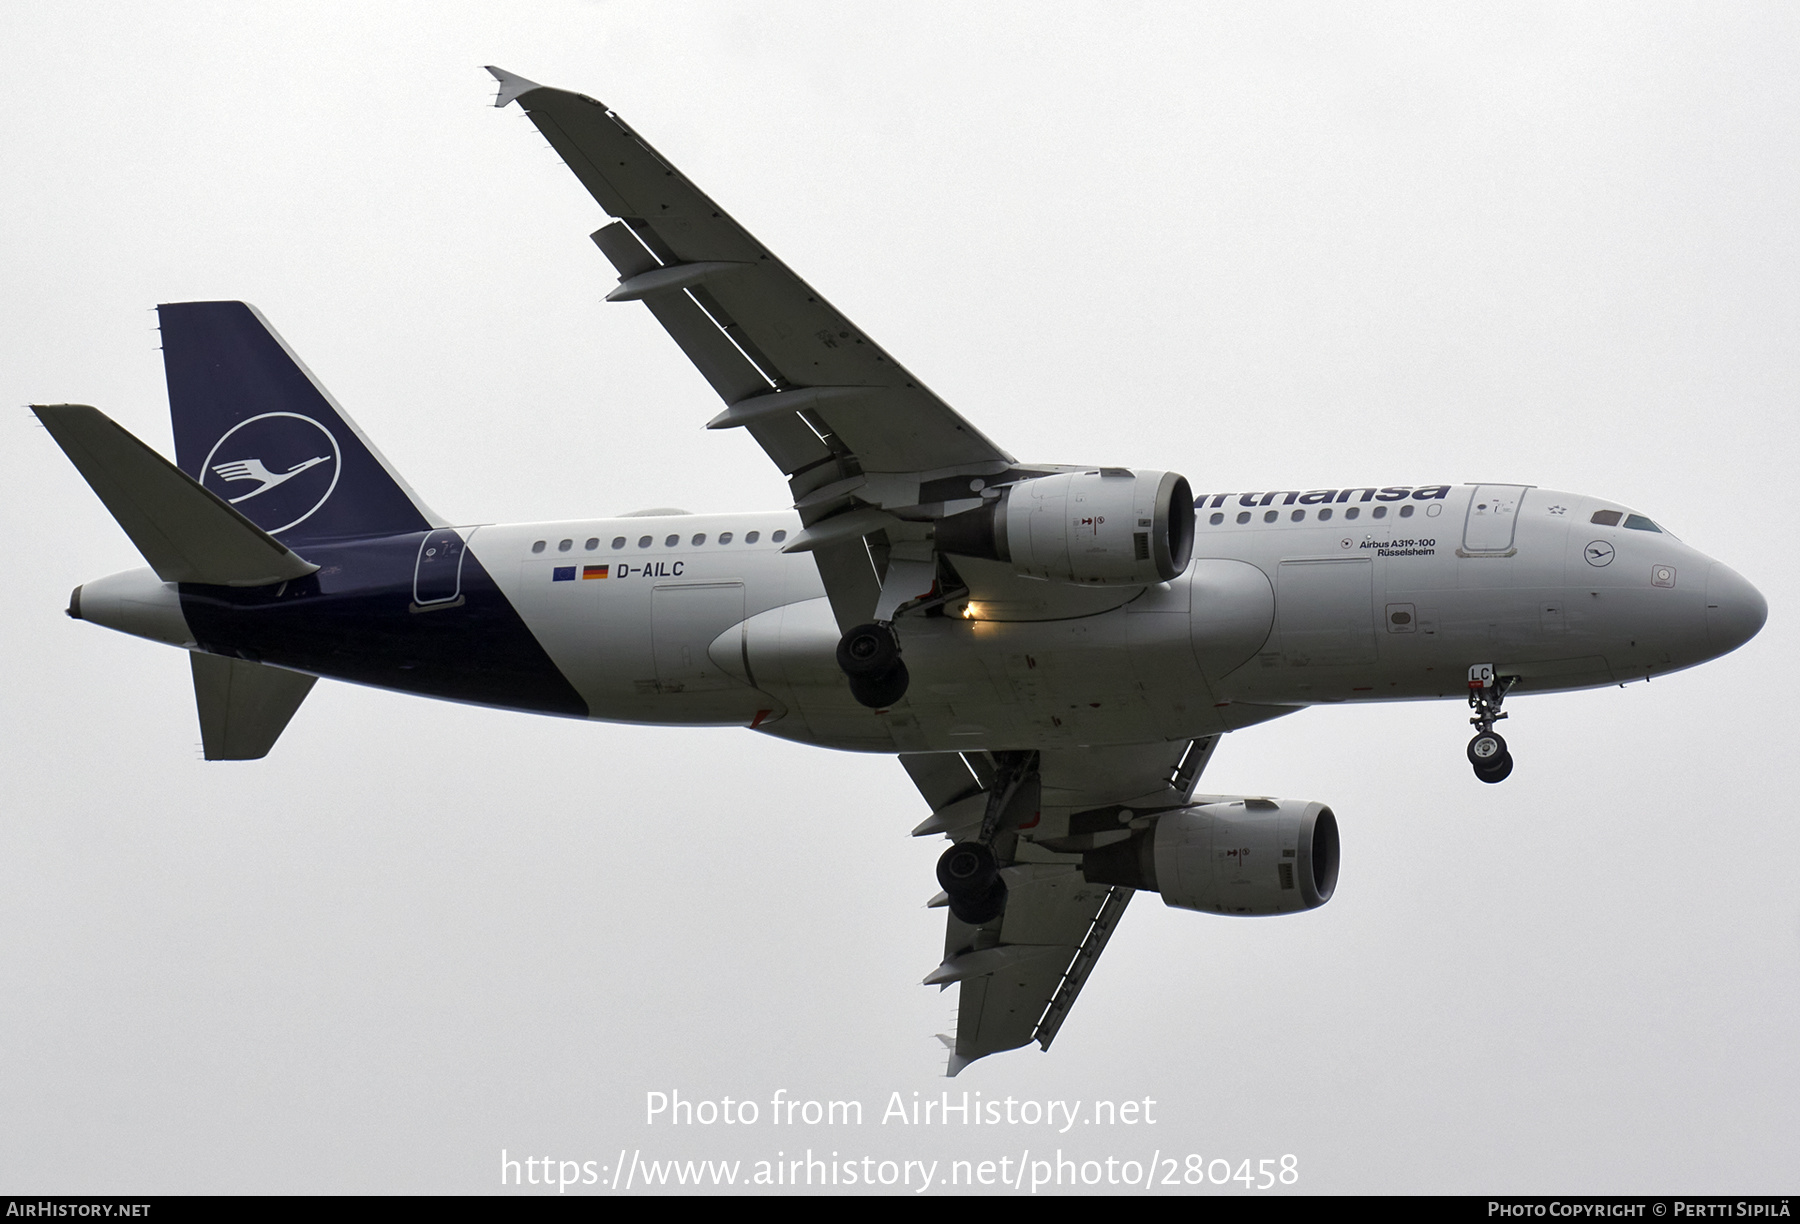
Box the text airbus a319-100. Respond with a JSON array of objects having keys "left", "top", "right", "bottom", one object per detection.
[{"left": 32, "top": 68, "right": 1766, "bottom": 1074}]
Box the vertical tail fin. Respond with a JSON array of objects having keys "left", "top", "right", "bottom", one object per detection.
[{"left": 158, "top": 301, "right": 441, "bottom": 547}]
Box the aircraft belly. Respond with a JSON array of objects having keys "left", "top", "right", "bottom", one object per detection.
[
  {"left": 746, "top": 598, "right": 1232, "bottom": 753},
  {"left": 1187, "top": 558, "right": 1276, "bottom": 679}
]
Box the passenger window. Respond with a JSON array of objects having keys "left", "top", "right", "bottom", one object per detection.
[
  {"left": 745, "top": 531, "right": 761, "bottom": 543},
  {"left": 1290, "top": 509, "right": 1305, "bottom": 522},
  {"left": 585, "top": 537, "right": 599, "bottom": 550},
  {"left": 664, "top": 534, "right": 680, "bottom": 547},
  {"left": 1399, "top": 504, "right": 1414, "bottom": 518},
  {"left": 1372, "top": 506, "right": 1387, "bottom": 519},
  {"left": 531, "top": 540, "right": 546, "bottom": 554},
  {"left": 1209, "top": 512, "right": 1224, "bottom": 525},
  {"left": 718, "top": 532, "right": 734, "bottom": 545},
  {"left": 1318, "top": 508, "right": 1333, "bottom": 521},
  {"left": 1623, "top": 514, "right": 1662, "bottom": 533},
  {"left": 611, "top": 536, "right": 626, "bottom": 550},
  {"left": 637, "top": 535, "right": 652, "bottom": 548},
  {"left": 773, "top": 529, "right": 788, "bottom": 543},
  {"left": 1590, "top": 510, "right": 1622, "bottom": 526},
  {"left": 558, "top": 539, "right": 572, "bottom": 552},
  {"left": 1263, "top": 510, "right": 1278, "bottom": 523},
  {"left": 1345, "top": 507, "right": 1359, "bottom": 520},
  {"left": 1236, "top": 511, "right": 1251, "bottom": 525},
  {"left": 692, "top": 533, "right": 707, "bottom": 546}
]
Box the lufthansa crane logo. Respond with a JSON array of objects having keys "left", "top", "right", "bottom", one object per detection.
[{"left": 200, "top": 412, "right": 341, "bottom": 535}]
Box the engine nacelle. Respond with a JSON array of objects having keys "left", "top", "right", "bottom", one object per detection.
[
  {"left": 935, "top": 469, "right": 1194, "bottom": 586},
  {"left": 1081, "top": 798, "right": 1339, "bottom": 916}
]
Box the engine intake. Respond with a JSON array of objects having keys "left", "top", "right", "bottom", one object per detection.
[
  {"left": 1082, "top": 798, "right": 1339, "bottom": 916},
  {"left": 936, "top": 469, "right": 1194, "bottom": 586}
]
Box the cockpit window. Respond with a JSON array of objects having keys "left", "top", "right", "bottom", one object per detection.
[
  {"left": 1623, "top": 514, "right": 1662, "bottom": 533},
  {"left": 1590, "top": 509, "right": 1622, "bottom": 526}
]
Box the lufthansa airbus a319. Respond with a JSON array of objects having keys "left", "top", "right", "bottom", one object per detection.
[{"left": 33, "top": 69, "right": 1767, "bottom": 1073}]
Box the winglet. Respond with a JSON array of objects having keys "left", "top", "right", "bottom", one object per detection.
[{"left": 485, "top": 65, "right": 544, "bottom": 109}]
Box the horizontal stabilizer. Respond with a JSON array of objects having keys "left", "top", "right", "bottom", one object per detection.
[
  {"left": 34, "top": 404, "right": 319, "bottom": 587},
  {"left": 191, "top": 653, "right": 317, "bottom": 761}
]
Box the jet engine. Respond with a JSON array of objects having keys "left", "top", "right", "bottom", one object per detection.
[
  {"left": 1081, "top": 798, "right": 1339, "bottom": 916},
  {"left": 935, "top": 468, "right": 1195, "bottom": 586}
]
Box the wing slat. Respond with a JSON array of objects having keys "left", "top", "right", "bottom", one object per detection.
[{"left": 1034, "top": 886, "right": 1134, "bottom": 1051}]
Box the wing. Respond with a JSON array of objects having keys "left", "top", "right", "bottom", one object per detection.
[
  {"left": 905, "top": 736, "right": 1218, "bottom": 1074},
  {"left": 490, "top": 68, "right": 1018, "bottom": 628}
]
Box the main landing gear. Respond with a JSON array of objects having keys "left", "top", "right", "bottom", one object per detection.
[
  {"left": 837, "top": 621, "right": 909, "bottom": 708},
  {"left": 934, "top": 751, "right": 1037, "bottom": 926},
  {"left": 1466, "top": 664, "right": 1517, "bottom": 784},
  {"left": 936, "top": 840, "right": 1006, "bottom": 925}
]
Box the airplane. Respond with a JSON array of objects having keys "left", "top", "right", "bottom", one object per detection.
[{"left": 31, "top": 67, "right": 1767, "bottom": 1075}]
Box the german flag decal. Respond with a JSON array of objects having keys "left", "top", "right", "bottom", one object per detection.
[{"left": 583, "top": 565, "right": 609, "bottom": 580}]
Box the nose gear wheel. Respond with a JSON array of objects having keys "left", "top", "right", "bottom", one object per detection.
[{"left": 1466, "top": 671, "right": 1518, "bottom": 783}]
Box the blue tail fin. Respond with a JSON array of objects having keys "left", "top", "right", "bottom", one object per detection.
[{"left": 159, "top": 301, "right": 440, "bottom": 547}]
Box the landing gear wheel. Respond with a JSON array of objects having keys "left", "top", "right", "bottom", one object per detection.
[
  {"left": 836, "top": 622, "right": 901, "bottom": 678},
  {"left": 1465, "top": 670, "right": 1517, "bottom": 779},
  {"left": 937, "top": 841, "right": 1008, "bottom": 924},
  {"left": 847, "top": 660, "right": 909, "bottom": 709},
  {"left": 948, "top": 877, "right": 1008, "bottom": 925},
  {"left": 1474, "top": 752, "right": 1514, "bottom": 784},
  {"left": 1467, "top": 731, "right": 1508, "bottom": 767},
  {"left": 937, "top": 841, "right": 998, "bottom": 895},
  {"left": 839, "top": 622, "right": 909, "bottom": 708}
]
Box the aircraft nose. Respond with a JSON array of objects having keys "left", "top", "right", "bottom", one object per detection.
[{"left": 1705, "top": 562, "right": 1767, "bottom": 658}]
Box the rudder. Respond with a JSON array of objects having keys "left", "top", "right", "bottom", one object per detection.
[{"left": 159, "top": 301, "right": 441, "bottom": 546}]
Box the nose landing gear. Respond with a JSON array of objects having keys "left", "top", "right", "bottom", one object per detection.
[{"left": 1467, "top": 664, "right": 1517, "bottom": 783}]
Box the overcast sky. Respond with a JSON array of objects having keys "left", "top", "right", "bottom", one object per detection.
[{"left": 3, "top": 1, "right": 1796, "bottom": 1195}]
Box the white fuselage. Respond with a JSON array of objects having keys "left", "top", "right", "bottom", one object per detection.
[{"left": 453, "top": 483, "right": 1760, "bottom": 754}]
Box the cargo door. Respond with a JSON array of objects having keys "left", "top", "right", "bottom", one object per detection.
[
  {"left": 653, "top": 582, "right": 746, "bottom": 692},
  {"left": 1276, "top": 559, "right": 1376, "bottom": 666}
]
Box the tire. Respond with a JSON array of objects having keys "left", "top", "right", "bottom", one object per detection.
[
  {"left": 1467, "top": 731, "right": 1508, "bottom": 766},
  {"left": 1474, "top": 752, "right": 1514, "bottom": 784},
  {"left": 948, "top": 877, "right": 1008, "bottom": 926},
  {"left": 847, "top": 660, "right": 909, "bottom": 708},
  {"left": 836, "top": 622, "right": 901, "bottom": 678},
  {"left": 937, "top": 840, "right": 998, "bottom": 896}
]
